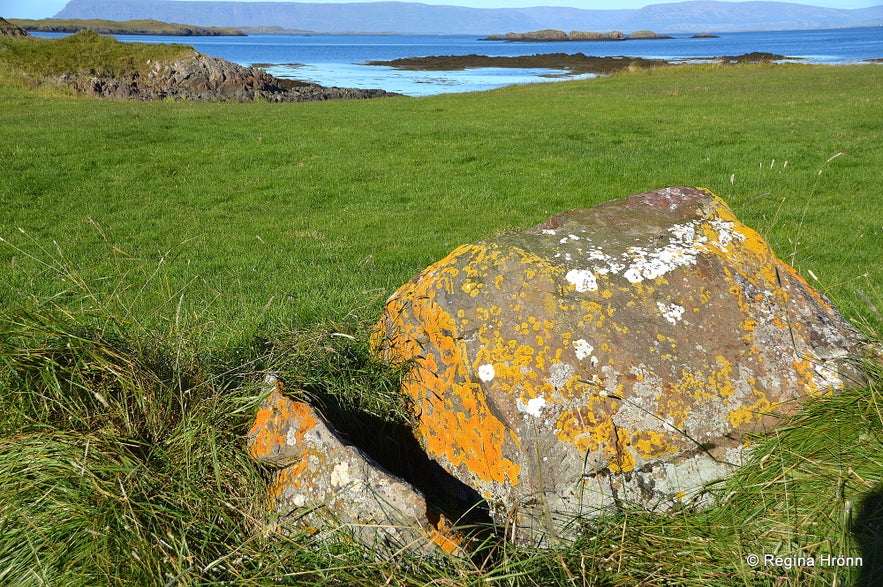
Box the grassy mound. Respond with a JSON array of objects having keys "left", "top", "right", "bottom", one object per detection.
[{"left": 0, "top": 29, "right": 192, "bottom": 83}]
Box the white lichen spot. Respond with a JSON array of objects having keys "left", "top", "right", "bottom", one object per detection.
[
  {"left": 624, "top": 267, "right": 644, "bottom": 284},
  {"left": 669, "top": 223, "right": 696, "bottom": 242},
  {"left": 573, "top": 338, "right": 594, "bottom": 360},
  {"left": 561, "top": 218, "right": 746, "bottom": 288},
  {"left": 285, "top": 426, "right": 299, "bottom": 447},
  {"left": 542, "top": 229, "right": 557, "bottom": 235},
  {"left": 330, "top": 461, "right": 350, "bottom": 488},
  {"left": 517, "top": 396, "right": 547, "bottom": 418},
  {"left": 568, "top": 234, "right": 581, "bottom": 241},
  {"left": 566, "top": 268, "right": 598, "bottom": 292},
  {"left": 478, "top": 363, "right": 495, "bottom": 382},
  {"left": 708, "top": 220, "right": 745, "bottom": 251},
  {"left": 292, "top": 493, "right": 306, "bottom": 507},
  {"left": 548, "top": 362, "right": 575, "bottom": 389},
  {"left": 657, "top": 301, "right": 685, "bottom": 325}
]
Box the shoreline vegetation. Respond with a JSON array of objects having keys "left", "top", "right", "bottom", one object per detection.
[{"left": 8, "top": 17, "right": 246, "bottom": 36}]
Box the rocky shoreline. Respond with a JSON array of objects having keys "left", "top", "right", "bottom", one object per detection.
[
  {"left": 61, "top": 51, "right": 398, "bottom": 102},
  {"left": 0, "top": 19, "right": 397, "bottom": 103}
]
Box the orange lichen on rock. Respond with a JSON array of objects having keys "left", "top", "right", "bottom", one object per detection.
[
  {"left": 427, "top": 513, "right": 465, "bottom": 556},
  {"left": 373, "top": 245, "right": 522, "bottom": 488},
  {"left": 247, "top": 378, "right": 319, "bottom": 466}
]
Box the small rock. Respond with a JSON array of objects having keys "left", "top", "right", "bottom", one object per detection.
[{"left": 247, "top": 374, "right": 463, "bottom": 557}]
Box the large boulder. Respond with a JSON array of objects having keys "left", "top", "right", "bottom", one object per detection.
[{"left": 372, "top": 187, "right": 866, "bottom": 546}]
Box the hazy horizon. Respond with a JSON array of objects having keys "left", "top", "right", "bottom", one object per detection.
[{"left": 4, "top": 0, "right": 881, "bottom": 22}]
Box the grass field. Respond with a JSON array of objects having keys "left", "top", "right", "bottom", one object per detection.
[{"left": 1, "top": 50, "right": 882, "bottom": 585}]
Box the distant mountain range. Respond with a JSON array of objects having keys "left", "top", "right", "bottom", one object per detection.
[{"left": 52, "top": 0, "right": 883, "bottom": 35}]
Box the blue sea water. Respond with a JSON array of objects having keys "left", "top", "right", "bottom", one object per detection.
[{"left": 34, "top": 27, "right": 883, "bottom": 96}]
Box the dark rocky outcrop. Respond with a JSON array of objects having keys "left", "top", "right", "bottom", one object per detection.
[
  {"left": 59, "top": 50, "right": 397, "bottom": 102},
  {"left": 716, "top": 52, "right": 787, "bottom": 63},
  {"left": 0, "top": 17, "right": 30, "bottom": 37},
  {"left": 628, "top": 30, "right": 674, "bottom": 40}
]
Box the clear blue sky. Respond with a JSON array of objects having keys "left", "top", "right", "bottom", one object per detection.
[{"left": 2, "top": 0, "right": 880, "bottom": 20}]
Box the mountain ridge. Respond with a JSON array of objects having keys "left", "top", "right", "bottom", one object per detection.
[{"left": 52, "top": 0, "right": 883, "bottom": 35}]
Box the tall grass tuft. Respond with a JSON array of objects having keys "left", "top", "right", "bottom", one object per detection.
[
  {"left": 0, "top": 240, "right": 276, "bottom": 584},
  {"left": 0, "top": 297, "right": 271, "bottom": 584}
]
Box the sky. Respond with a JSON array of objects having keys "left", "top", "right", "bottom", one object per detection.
[{"left": 2, "top": 0, "right": 880, "bottom": 21}]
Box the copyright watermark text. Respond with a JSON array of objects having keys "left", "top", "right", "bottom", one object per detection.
[{"left": 745, "top": 553, "right": 863, "bottom": 569}]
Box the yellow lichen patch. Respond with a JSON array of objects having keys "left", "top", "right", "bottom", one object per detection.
[
  {"left": 655, "top": 357, "right": 735, "bottom": 426},
  {"left": 657, "top": 383, "right": 692, "bottom": 429},
  {"left": 632, "top": 430, "right": 674, "bottom": 460},
  {"left": 607, "top": 429, "right": 636, "bottom": 474},
  {"left": 727, "top": 391, "right": 773, "bottom": 428},
  {"left": 378, "top": 251, "right": 524, "bottom": 485},
  {"left": 555, "top": 397, "right": 620, "bottom": 456},
  {"left": 792, "top": 357, "right": 821, "bottom": 395},
  {"left": 513, "top": 344, "right": 535, "bottom": 366},
  {"left": 701, "top": 198, "right": 779, "bottom": 288}
]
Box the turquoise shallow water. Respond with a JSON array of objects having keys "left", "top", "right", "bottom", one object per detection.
[{"left": 34, "top": 28, "right": 883, "bottom": 96}]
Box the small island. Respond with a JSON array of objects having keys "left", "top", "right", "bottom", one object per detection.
[
  {"left": 481, "top": 29, "right": 673, "bottom": 42},
  {"left": 366, "top": 53, "right": 670, "bottom": 75},
  {"left": 8, "top": 18, "right": 246, "bottom": 36},
  {"left": 366, "top": 51, "right": 790, "bottom": 75}
]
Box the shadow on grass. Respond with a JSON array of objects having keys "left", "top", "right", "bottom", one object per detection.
[{"left": 853, "top": 484, "right": 883, "bottom": 586}]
